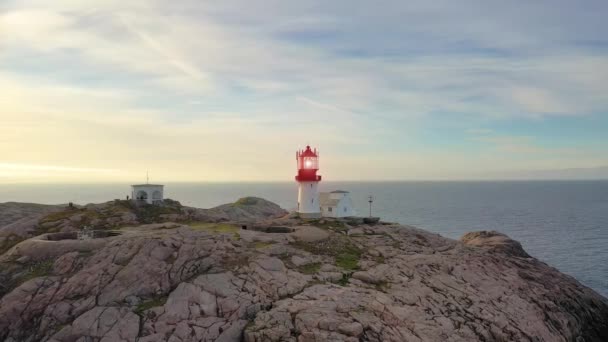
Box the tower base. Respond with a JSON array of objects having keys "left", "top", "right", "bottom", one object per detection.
[{"left": 298, "top": 212, "right": 322, "bottom": 219}]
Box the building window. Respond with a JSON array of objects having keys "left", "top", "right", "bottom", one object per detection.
[
  {"left": 310, "top": 184, "right": 313, "bottom": 188},
  {"left": 311, "top": 199, "right": 313, "bottom": 204},
  {"left": 344, "top": 207, "right": 347, "bottom": 212},
  {"left": 328, "top": 207, "right": 333, "bottom": 212}
]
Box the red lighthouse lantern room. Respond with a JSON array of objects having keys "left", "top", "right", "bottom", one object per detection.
[{"left": 296, "top": 146, "right": 322, "bottom": 182}]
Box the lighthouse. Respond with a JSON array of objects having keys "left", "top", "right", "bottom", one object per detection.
[{"left": 296, "top": 145, "right": 322, "bottom": 218}]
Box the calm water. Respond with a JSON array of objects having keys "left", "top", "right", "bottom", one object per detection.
[{"left": 1, "top": 181, "right": 607, "bottom": 298}]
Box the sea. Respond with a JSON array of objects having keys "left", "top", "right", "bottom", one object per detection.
[{"left": 1, "top": 181, "right": 607, "bottom": 298}]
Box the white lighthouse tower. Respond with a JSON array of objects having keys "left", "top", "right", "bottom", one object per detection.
[{"left": 295, "top": 145, "right": 322, "bottom": 218}]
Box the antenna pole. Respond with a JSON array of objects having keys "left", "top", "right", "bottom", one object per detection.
[{"left": 368, "top": 195, "right": 373, "bottom": 217}]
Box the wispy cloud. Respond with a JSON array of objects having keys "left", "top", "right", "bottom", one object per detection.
[{"left": 0, "top": 0, "right": 607, "bottom": 181}]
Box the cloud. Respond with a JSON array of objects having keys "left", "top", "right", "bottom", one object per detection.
[{"left": 0, "top": 0, "right": 607, "bottom": 181}]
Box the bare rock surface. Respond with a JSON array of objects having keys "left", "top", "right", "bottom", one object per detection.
[
  {"left": 0, "top": 197, "right": 287, "bottom": 256},
  {"left": 461, "top": 230, "right": 531, "bottom": 257},
  {"left": 0, "top": 202, "right": 63, "bottom": 229},
  {"left": 0, "top": 201, "right": 606, "bottom": 342},
  {"left": 289, "top": 226, "right": 329, "bottom": 242}
]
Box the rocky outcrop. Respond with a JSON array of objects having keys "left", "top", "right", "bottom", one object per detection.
[
  {"left": 192, "top": 197, "right": 288, "bottom": 223},
  {"left": 461, "top": 230, "right": 531, "bottom": 257},
  {"left": 0, "top": 203, "right": 65, "bottom": 256},
  {"left": 0, "top": 202, "right": 62, "bottom": 229},
  {"left": 0, "top": 201, "right": 606, "bottom": 341},
  {"left": 0, "top": 197, "right": 287, "bottom": 243}
]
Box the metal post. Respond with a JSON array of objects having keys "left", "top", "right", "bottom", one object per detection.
[{"left": 368, "top": 195, "right": 373, "bottom": 217}]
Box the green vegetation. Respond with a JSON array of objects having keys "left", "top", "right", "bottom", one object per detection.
[
  {"left": 189, "top": 222, "right": 239, "bottom": 233},
  {"left": 254, "top": 241, "right": 275, "bottom": 249},
  {"left": 41, "top": 208, "right": 100, "bottom": 225},
  {"left": 338, "top": 272, "right": 352, "bottom": 286},
  {"left": 290, "top": 235, "right": 362, "bottom": 271},
  {"left": 190, "top": 222, "right": 239, "bottom": 233},
  {"left": 307, "top": 219, "right": 347, "bottom": 232},
  {"left": 0, "top": 234, "right": 25, "bottom": 255},
  {"left": 13, "top": 260, "right": 54, "bottom": 286},
  {"left": 133, "top": 202, "right": 182, "bottom": 224},
  {"left": 36, "top": 199, "right": 186, "bottom": 234},
  {"left": 134, "top": 295, "right": 168, "bottom": 316},
  {"left": 25, "top": 260, "right": 54, "bottom": 279},
  {"left": 234, "top": 197, "right": 259, "bottom": 206},
  {"left": 298, "top": 262, "right": 321, "bottom": 275},
  {"left": 190, "top": 222, "right": 240, "bottom": 239},
  {"left": 39, "top": 209, "right": 78, "bottom": 224},
  {"left": 335, "top": 251, "right": 360, "bottom": 270}
]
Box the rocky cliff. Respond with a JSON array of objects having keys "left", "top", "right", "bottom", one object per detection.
[{"left": 0, "top": 199, "right": 606, "bottom": 342}]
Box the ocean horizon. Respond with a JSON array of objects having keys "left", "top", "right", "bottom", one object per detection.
[{"left": 1, "top": 180, "right": 607, "bottom": 298}]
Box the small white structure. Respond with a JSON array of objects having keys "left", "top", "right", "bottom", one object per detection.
[
  {"left": 320, "top": 190, "right": 356, "bottom": 218},
  {"left": 131, "top": 184, "right": 164, "bottom": 205}
]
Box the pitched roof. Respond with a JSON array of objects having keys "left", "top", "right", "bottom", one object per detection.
[
  {"left": 319, "top": 192, "right": 340, "bottom": 206},
  {"left": 330, "top": 190, "right": 349, "bottom": 193}
]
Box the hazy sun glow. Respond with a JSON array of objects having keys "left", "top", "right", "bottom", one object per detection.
[{"left": 1, "top": 0, "right": 607, "bottom": 183}]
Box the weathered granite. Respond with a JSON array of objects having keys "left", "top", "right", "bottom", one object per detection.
[
  {"left": 0, "top": 197, "right": 287, "bottom": 242},
  {"left": 0, "top": 201, "right": 606, "bottom": 342}
]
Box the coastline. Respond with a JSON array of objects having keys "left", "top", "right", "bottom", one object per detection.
[{"left": 0, "top": 197, "right": 607, "bottom": 340}]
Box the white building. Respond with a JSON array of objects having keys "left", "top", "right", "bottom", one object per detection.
[
  {"left": 295, "top": 145, "right": 322, "bottom": 218},
  {"left": 131, "top": 184, "right": 164, "bottom": 205},
  {"left": 320, "top": 190, "right": 356, "bottom": 218}
]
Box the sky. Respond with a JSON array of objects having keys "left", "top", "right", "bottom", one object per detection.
[{"left": 1, "top": 0, "right": 607, "bottom": 182}]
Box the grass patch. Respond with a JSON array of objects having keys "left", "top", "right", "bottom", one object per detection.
[
  {"left": 234, "top": 197, "right": 259, "bottom": 206},
  {"left": 39, "top": 209, "right": 79, "bottom": 223},
  {"left": 297, "top": 262, "right": 321, "bottom": 275},
  {"left": 134, "top": 296, "right": 168, "bottom": 316},
  {"left": 290, "top": 235, "right": 362, "bottom": 271},
  {"left": 134, "top": 202, "right": 182, "bottom": 224},
  {"left": 190, "top": 223, "right": 240, "bottom": 234},
  {"left": 254, "top": 241, "right": 274, "bottom": 249},
  {"left": 190, "top": 222, "right": 241, "bottom": 240},
  {"left": 25, "top": 260, "right": 54, "bottom": 279},
  {"left": 37, "top": 199, "right": 185, "bottom": 232},
  {"left": 307, "top": 219, "right": 347, "bottom": 232},
  {"left": 335, "top": 252, "right": 360, "bottom": 270},
  {"left": 0, "top": 234, "right": 25, "bottom": 255},
  {"left": 13, "top": 259, "right": 54, "bottom": 286}
]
